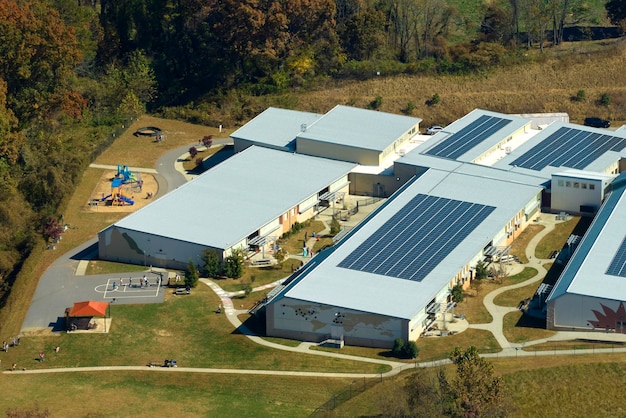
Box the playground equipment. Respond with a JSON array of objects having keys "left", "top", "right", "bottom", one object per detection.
[{"left": 106, "top": 178, "right": 135, "bottom": 205}]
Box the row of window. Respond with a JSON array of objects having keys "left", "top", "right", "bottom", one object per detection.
[{"left": 557, "top": 180, "right": 595, "bottom": 190}]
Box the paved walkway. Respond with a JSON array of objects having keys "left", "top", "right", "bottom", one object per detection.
[{"left": 15, "top": 138, "right": 626, "bottom": 379}]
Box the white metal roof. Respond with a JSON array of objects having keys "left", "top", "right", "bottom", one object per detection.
[
  {"left": 296, "top": 105, "right": 421, "bottom": 152},
  {"left": 552, "top": 169, "right": 616, "bottom": 181},
  {"left": 110, "top": 146, "right": 355, "bottom": 250},
  {"left": 230, "top": 107, "right": 322, "bottom": 150},
  {"left": 411, "top": 109, "right": 530, "bottom": 162},
  {"left": 495, "top": 122, "right": 626, "bottom": 179},
  {"left": 280, "top": 167, "right": 542, "bottom": 319},
  {"left": 547, "top": 173, "right": 626, "bottom": 303}
]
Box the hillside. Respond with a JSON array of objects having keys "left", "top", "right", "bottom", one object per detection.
[{"left": 227, "top": 39, "right": 626, "bottom": 129}]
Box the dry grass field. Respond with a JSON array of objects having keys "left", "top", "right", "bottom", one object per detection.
[{"left": 265, "top": 39, "right": 626, "bottom": 129}]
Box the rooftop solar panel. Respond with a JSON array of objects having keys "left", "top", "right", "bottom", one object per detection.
[
  {"left": 511, "top": 127, "right": 626, "bottom": 171},
  {"left": 606, "top": 236, "right": 626, "bottom": 278},
  {"left": 425, "top": 115, "right": 512, "bottom": 159},
  {"left": 338, "top": 194, "right": 495, "bottom": 281}
]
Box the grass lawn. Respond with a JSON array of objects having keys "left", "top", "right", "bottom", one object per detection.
[
  {"left": 6, "top": 285, "right": 383, "bottom": 374},
  {"left": 311, "top": 329, "right": 500, "bottom": 364},
  {"left": 85, "top": 260, "right": 149, "bottom": 275},
  {"left": 457, "top": 268, "right": 538, "bottom": 324},
  {"left": 334, "top": 354, "right": 626, "bottom": 418},
  {"left": 0, "top": 372, "right": 353, "bottom": 417},
  {"left": 502, "top": 311, "right": 556, "bottom": 343},
  {"left": 493, "top": 281, "right": 541, "bottom": 308},
  {"left": 94, "top": 115, "right": 233, "bottom": 169},
  {"left": 181, "top": 144, "right": 224, "bottom": 171},
  {"left": 278, "top": 220, "right": 328, "bottom": 254},
  {"left": 524, "top": 340, "right": 626, "bottom": 352},
  {"left": 534, "top": 217, "right": 580, "bottom": 259},
  {"left": 509, "top": 224, "right": 544, "bottom": 263}
]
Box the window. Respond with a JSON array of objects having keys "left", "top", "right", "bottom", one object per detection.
[
  {"left": 589, "top": 183, "right": 595, "bottom": 190},
  {"left": 558, "top": 180, "right": 564, "bottom": 187},
  {"left": 566, "top": 181, "right": 571, "bottom": 187},
  {"left": 573, "top": 182, "right": 579, "bottom": 188},
  {"left": 582, "top": 183, "right": 587, "bottom": 189}
]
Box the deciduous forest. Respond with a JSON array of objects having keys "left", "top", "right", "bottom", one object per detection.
[{"left": 0, "top": 0, "right": 624, "bottom": 314}]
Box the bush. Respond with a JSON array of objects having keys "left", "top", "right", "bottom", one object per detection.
[
  {"left": 188, "top": 146, "right": 198, "bottom": 159},
  {"left": 572, "top": 89, "right": 586, "bottom": 102},
  {"left": 402, "top": 101, "right": 416, "bottom": 115},
  {"left": 392, "top": 338, "right": 405, "bottom": 357},
  {"left": 599, "top": 92, "right": 611, "bottom": 106},
  {"left": 329, "top": 218, "right": 341, "bottom": 235},
  {"left": 195, "top": 157, "right": 203, "bottom": 167},
  {"left": 426, "top": 93, "right": 440, "bottom": 106},
  {"left": 392, "top": 338, "right": 419, "bottom": 359},
  {"left": 368, "top": 96, "right": 383, "bottom": 110}
]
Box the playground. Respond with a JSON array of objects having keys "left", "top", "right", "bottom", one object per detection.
[{"left": 88, "top": 165, "right": 158, "bottom": 213}]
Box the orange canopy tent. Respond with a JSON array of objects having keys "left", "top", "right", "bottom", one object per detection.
[{"left": 69, "top": 301, "right": 109, "bottom": 317}]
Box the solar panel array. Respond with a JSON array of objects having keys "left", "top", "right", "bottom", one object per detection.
[
  {"left": 606, "top": 236, "right": 626, "bottom": 278},
  {"left": 338, "top": 194, "right": 495, "bottom": 282},
  {"left": 425, "top": 115, "right": 512, "bottom": 159},
  {"left": 511, "top": 127, "right": 626, "bottom": 171}
]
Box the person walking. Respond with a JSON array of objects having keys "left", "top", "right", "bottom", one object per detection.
[{"left": 39, "top": 352, "right": 45, "bottom": 362}]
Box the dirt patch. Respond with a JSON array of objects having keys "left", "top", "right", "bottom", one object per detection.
[{"left": 87, "top": 170, "right": 159, "bottom": 213}]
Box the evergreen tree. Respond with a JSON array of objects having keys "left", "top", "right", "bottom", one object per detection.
[{"left": 185, "top": 260, "right": 199, "bottom": 288}]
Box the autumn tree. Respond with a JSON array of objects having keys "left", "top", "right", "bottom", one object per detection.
[{"left": 440, "top": 346, "right": 509, "bottom": 417}]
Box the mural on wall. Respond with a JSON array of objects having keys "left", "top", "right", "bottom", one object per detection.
[
  {"left": 283, "top": 303, "right": 398, "bottom": 338},
  {"left": 589, "top": 302, "right": 626, "bottom": 332}
]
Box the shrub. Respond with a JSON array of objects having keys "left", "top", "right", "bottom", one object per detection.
[
  {"left": 195, "top": 157, "right": 203, "bottom": 167},
  {"left": 599, "top": 92, "right": 611, "bottom": 106},
  {"left": 572, "top": 89, "right": 586, "bottom": 102},
  {"left": 368, "top": 96, "right": 383, "bottom": 110},
  {"left": 392, "top": 338, "right": 419, "bottom": 359},
  {"left": 188, "top": 146, "right": 198, "bottom": 159},
  {"left": 402, "top": 101, "right": 416, "bottom": 115},
  {"left": 392, "top": 338, "right": 405, "bottom": 357},
  {"left": 403, "top": 341, "right": 419, "bottom": 359},
  {"left": 329, "top": 218, "right": 341, "bottom": 235},
  {"left": 426, "top": 93, "right": 440, "bottom": 106}
]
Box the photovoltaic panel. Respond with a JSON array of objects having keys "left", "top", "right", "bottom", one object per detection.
[
  {"left": 606, "top": 236, "right": 626, "bottom": 278},
  {"left": 511, "top": 127, "right": 626, "bottom": 171},
  {"left": 425, "top": 115, "right": 512, "bottom": 159},
  {"left": 338, "top": 194, "right": 495, "bottom": 281}
]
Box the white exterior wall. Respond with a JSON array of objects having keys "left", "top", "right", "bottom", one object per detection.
[
  {"left": 268, "top": 297, "right": 407, "bottom": 347},
  {"left": 298, "top": 194, "right": 318, "bottom": 213},
  {"left": 551, "top": 175, "right": 604, "bottom": 214},
  {"left": 225, "top": 237, "right": 248, "bottom": 258},
  {"left": 259, "top": 219, "right": 280, "bottom": 236},
  {"left": 549, "top": 294, "right": 626, "bottom": 332}
]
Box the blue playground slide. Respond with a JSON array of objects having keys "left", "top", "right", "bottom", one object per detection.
[
  {"left": 119, "top": 195, "right": 134, "bottom": 205},
  {"left": 101, "top": 194, "right": 112, "bottom": 201}
]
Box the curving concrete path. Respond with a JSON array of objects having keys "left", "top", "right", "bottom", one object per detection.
[{"left": 14, "top": 136, "right": 626, "bottom": 379}]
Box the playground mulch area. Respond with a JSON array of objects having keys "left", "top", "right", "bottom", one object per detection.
[{"left": 88, "top": 170, "right": 159, "bottom": 213}]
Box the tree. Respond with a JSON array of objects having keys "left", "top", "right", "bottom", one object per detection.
[
  {"left": 329, "top": 218, "right": 341, "bottom": 235},
  {"left": 188, "top": 146, "right": 198, "bottom": 159},
  {"left": 202, "top": 250, "right": 221, "bottom": 278},
  {"left": 475, "top": 260, "right": 489, "bottom": 280},
  {"left": 201, "top": 135, "right": 213, "bottom": 148},
  {"left": 185, "top": 260, "right": 199, "bottom": 288},
  {"left": 392, "top": 338, "right": 419, "bottom": 358},
  {"left": 480, "top": 5, "right": 513, "bottom": 44},
  {"left": 43, "top": 216, "right": 64, "bottom": 242},
  {"left": 606, "top": 0, "right": 626, "bottom": 31},
  {"left": 440, "top": 346, "right": 509, "bottom": 417},
  {"left": 450, "top": 283, "right": 464, "bottom": 304},
  {"left": 223, "top": 248, "right": 244, "bottom": 279},
  {"left": 392, "top": 338, "right": 405, "bottom": 357}
]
